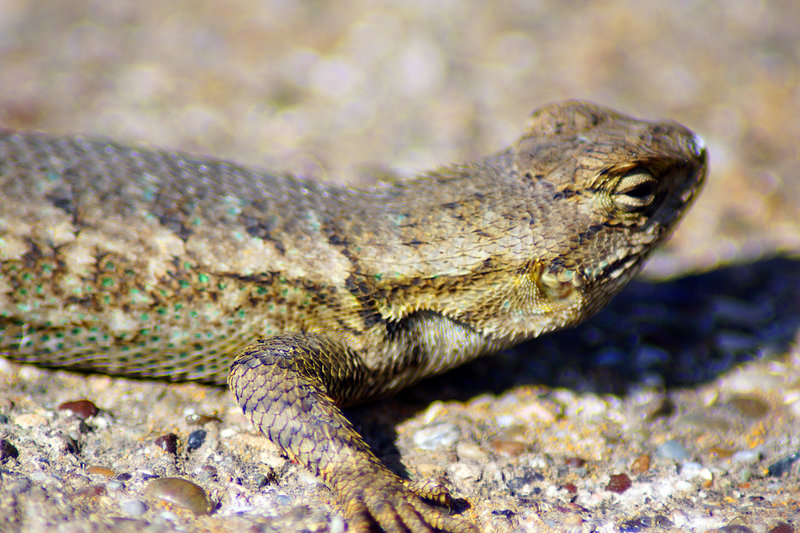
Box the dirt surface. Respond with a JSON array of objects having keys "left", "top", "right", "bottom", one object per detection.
[{"left": 1, "top": 1, "right": 799, "bottom": 531}]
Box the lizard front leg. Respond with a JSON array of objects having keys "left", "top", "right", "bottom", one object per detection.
[{"left": 228, "top": 333, "right": 477, "bottom": 533}]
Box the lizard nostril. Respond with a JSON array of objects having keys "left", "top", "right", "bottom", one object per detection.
[{"left": 689, "top": 133, "right": 706, "bottom": 158}]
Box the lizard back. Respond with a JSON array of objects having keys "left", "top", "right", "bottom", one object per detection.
[{"left": 0, "top": 101, "right": 707, "bottom": 390}]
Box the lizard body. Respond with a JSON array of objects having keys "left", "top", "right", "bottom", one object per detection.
[{"left": 0, "top": 101, "right": 706, "bottom": 532}]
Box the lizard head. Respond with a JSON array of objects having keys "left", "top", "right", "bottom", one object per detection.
[{"left": 510, "top": 100, "right": 707, "bottom": 328}]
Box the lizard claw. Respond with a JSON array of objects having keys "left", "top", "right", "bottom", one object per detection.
[
  {"left": 337, "top": 468, "right": 478, "bottom": 533},
  {"left": 405, "top": 477, "right": 452, "bottom": 507}
]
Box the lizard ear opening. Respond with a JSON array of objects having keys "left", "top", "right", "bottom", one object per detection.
[{"left": 538, "top": 270, "right": 577, "bottom": 302}]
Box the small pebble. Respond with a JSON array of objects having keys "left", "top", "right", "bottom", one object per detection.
[
  {"left": 29, "top": 472, "right": 47, "bottom": 483},
  {"left": 14, "top": 413, "right": 48, "bottom": 428},
  {"left": 631, "top": 454, "right": 651, "bottom": 474},
  {"left": 198, "top": 465, "right": 218, "bottom": 481},
  {"left": 450, "top": 462, "right": 482, "bottom": 484},
  {"left": 155, "top": 433, "right": 179, "bottom": 454},
  {"left": 490, "top": 439, "right": 527, "bottom": 458},
  {"left": 647, "top": 397, "right": 676, "bottom": 420},
  {"left": 187, "top": 429, "right": 206, "bottom": 452},
  {"left": 61, "top": 436, "right": 79, "bottom": 455},
  {"left": 157, "top": 511, "right": 179, "bottom": 522},
  {"left": 86, "top": 466, "right": 115, "bottom": 478},
  {"left": 252, "top": 474, "right": 270, "bottom": 488},
  {"left": 562, "top": 514, "right": 583, "bottom": 527},
  {"left": 679, "top": 412, "right": 732, "bottom": 433},
  {"left": 186, "top": 413, "right": 222, "bottom": 425},
  {"left": 456, "top": 441, "right": 487, "bottom": 462},
  {"left": 75, "top": 420, "right": 91, "bottom": 435},
  {"left": 708, "top": 446, "right": 737, "bottom": 460},
  {"left": 565, "top": 457, "right": 587, "bottom": 468},
  {"left": 654, "top": 515, "right": 674, "bottom": 527},
  {"left": 619, "top": 517, "right": 652, "bottom": 532},
  {"left": 727, "top": 395, "right": 770, "bottom": 419},
  {"left": 0, "top": 439, "right": 19, "bottom": 462},
  {"left": 58, "top": 400, "right": 99, "bottom": 419},
  {"left": 736, "top": 469, "right": 755, "bottom": 484},
  {"left": 412, "top": 423, "right": 459, "bottom": 450},
  {"left": 606, "top": 473, "right": 632, "bottom": 494},
  {"left": 730, "top": 449, "right": 761, "bottom": 464},
  {"left": 0, "top": 414, "right": 9, "bottom": 424},
  {"left": 767, "top": 450, "right": 800, "bottom": 477},
  {"left": 680, "top": 462, "right": 712, "bottom": 483},
  {"left": 144, "top": 477, "right": 213, "bottom": 515},
  {"left": 494, "top": 414, "right": 516, "bottom": 427},
  {"left": 505, "top": 467, "right": 543, "bottom": 496},
  {"left": 73, "top": 484, "right": 107, "bottom": 499},
  {"left": 518, "top": 399, "right": 558, "bottom": 423},
  {"left": 656, "top": 439, "right": 691, "bottom": 461},
  {"left": 561, "top": 482, "right": 577, "bottom": 494},
  {"left": 120, "top": 499, "right": 147, "bottom": 517}
]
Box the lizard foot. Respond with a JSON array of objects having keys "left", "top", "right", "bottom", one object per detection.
[
  {"left": 336, "top": 466, "right": 478, "bottom": 533},
  {"left": 228, "top": 336, "right": 478, "bottom": 532}
]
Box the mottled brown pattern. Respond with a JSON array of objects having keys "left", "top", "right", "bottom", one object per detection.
[{"left": 0, "top": 101, "right": 706, "bottom": 532}]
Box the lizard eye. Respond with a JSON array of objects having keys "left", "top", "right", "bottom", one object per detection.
[{"left": 612, "top": 171, "right": 657, "bottom": 212}]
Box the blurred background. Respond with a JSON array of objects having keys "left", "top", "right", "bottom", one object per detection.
[
  {"left": 2, "top": 2, "right": 800, "bottom": 529},
  {"left": 1, "top": 0, "right": 799, "bottom": 275}
]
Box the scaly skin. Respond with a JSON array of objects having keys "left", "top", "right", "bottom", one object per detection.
[{"left": 0, "top": 101, "right": 706, "bottom": 532}]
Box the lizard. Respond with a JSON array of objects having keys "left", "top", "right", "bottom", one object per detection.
[{"left": 0, "top": 100, "right": 706, "bottom": 532}]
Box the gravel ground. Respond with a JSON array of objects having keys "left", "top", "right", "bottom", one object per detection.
[{"left": 1, "top": 1, "right": 799, "bottom": 531}]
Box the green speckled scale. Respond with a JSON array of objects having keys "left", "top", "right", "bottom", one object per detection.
[
  {"left": 0, "top": 133, "right": 347, "bottom": 382},
  {"left": 0, "top": 101, "right": 707, "bottom": 532}
]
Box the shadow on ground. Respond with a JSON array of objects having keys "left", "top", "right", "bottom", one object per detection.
[
  {"left": 430, "top": 254, "right": 798, "bottom": 397},
  {"left": 352, "top": 254, "right": 800, "bottom": 458}
]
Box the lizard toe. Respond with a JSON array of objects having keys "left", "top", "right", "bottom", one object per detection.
[
  {"left": 339, "top": 467, "right": 473, "bottom": 532},
  {"left": 406, "top": 497, "right": 477, "bottom": 533},
  {"left": 385, "top": 500, "right": 435, "bottom": 533},
  {"left": 344, "top": 498, "right": 373, "bottom": 531}
]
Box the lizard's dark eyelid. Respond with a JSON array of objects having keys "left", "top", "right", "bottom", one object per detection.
[
  {"left": 613, "top": 171, "right": 657, "bottom": 211},
  {"left": 620, "top": 179, "right": 655, "bottom": 199}
]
